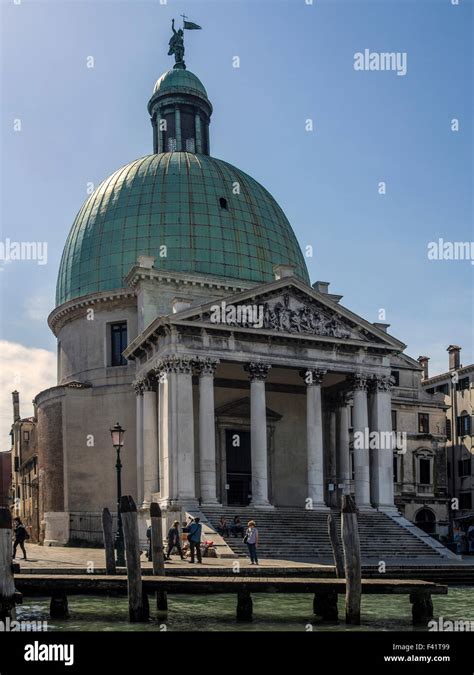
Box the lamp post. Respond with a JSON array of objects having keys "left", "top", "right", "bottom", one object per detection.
[{"left": 110, "top": 422, "right": 126, "bottom": 567}]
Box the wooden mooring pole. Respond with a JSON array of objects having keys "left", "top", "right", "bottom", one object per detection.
[
  {"left": 150, "top": 502, "right": 168, "bottom": 612},
  {"left": 120, "top": 496, "right": 149, "bottom": 622},
  {"left": 102, "top": 507, "right": 116, "bottom": 575},
  {"left": 50, "top": 592, "right": 69, "bottom": 619},
  {"left": 236, "top": 587, "right": 253, "bottom": 621},
  {"left": 0, "top": 507, "right": 16, "bottom": 621},
  {"left": 341, "top": 494, "right": 361, "bottom": 625},
  {"left": 327, "top": 512, "right": 345, "bottom": 578}
]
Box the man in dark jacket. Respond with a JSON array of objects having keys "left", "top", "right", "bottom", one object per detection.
[
  {"left": 184, "top": 517, "right": 202, "bottom": 563},
  {"left": 12, "top": 517, "right": 28, "bottom": 560},
  {"left": 166, "top": 520, "right": 184, "bottom": 560}
]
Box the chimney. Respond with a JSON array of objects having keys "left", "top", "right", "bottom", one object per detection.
[
  {"left": 447, "top": 345, "right": 461, "bottom": 371},
  {"left": 12, "top": 391, "right": 20, "bottom": 422},
  {"left": 417, "top": 356, "right": 430, "bottom": 380},
  {"left": 373, "top": 322, "right": 390, "bottom": 333},
  {"left": 312, "top": 281, "right": 330, "bottom": 294}
]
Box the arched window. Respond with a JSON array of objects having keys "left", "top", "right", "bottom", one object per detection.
[{"left": 415, "top": 507, "right": 436, "bottom": 535}]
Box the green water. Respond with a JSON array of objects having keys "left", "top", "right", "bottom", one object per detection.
[{"left": 16, "top": 588, "right": 474, "bottom": 632}]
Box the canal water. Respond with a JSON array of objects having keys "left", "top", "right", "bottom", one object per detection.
[{"left": 16, "top": 587, "right": 474, "bottom": 632}]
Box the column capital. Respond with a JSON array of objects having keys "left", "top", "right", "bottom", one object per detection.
[
  {"left": 244, "top": 362, "right": 271, "bottom": 381},
  {"left": 133, "top": 380, "right": 144, "bottom": 395},
  {"left": 350, "top": 372, "right": 370, "bottom": 391},
  {"left": 370, "top": 374, "right": 394, "bottom": 392},
  {"left": 195, "top": 357, "right": 219, "bottom": 377},
  {"left": 155, "top": 355, "right": 194, "bottom": 376},
  {"left": 142, "top": 373, "right": 157, "bottom": 392},
  {"left": 300, "top": 368, "right": 326, "bottom": 386}
]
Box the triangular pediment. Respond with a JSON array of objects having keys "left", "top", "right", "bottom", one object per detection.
[{"left": 169, "top": 277, "right": 405, "bottom": 350}]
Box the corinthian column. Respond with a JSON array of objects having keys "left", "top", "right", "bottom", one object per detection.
[
  {"left": 369, "top": 374, "right": 395, "bottom": 509},
  {"left": 134, "top": 380, "right": 144, "bottom": 506},
  {"left": 301, "top": 368, "right": 328, "bottom": 509},
  {"left": 244, "top": 362, "right": 272, "bottom": 507},
  {"left": 336, "top": 392, "right": 351, "bottom": 500},
  {"left": 156, "top": 356, "right": 197, "bottom": 509},
  {"left": 196, "top": 358, "right": 219, "bottom": 505},
  {"left": 350, "top": 373, "right": 372, "bottom": 509},
  {"left": 142, "top": 374, "right": 159, "bottom": 506}
]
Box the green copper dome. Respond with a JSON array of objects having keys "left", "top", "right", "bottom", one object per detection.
[
  {"left": 153, "top": 68, "right": 208, "bottom": 99},
  {"left": 56, "top": 152, "right": 310, "bottom": 306}
]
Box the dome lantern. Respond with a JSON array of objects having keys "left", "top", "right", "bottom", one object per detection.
[{"left": 148, "top": 17, "right": 211, "bottom": 155}]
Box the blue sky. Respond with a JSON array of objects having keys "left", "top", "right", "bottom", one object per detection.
[{"left": 0, "top": 0, "right": 472, "bottom": 431}]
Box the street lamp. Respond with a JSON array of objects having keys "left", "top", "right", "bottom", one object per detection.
[{"left": 110, "top": 422, "right": 126, "bottom": 567}]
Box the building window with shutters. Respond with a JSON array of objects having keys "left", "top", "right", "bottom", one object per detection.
[
  {"left": 418, "top": 413, "right": 429, "bottom": 434},
  {"left": 419, "top": 458, "right": 431, "bottom": 485},
  {"left": 446, "top": 418, "right": 452, "bottom": 440},
  {"left": 415, "top": 450, "right": 434, "bottom": 495},
  {"left": 457, "top": 412, "right": 471, "bottom": 437},
  {"left": 393, "top": 454, "right": 400, "bottom": 483},
  {"left": 459, "top": 492, "right": 472, "bottom": 510},
  {"left": 110, "top": 322, "right": 128, "bottom": 367},
  {"left": 458, "top": 458, "right": 471, "bottom": 477}
]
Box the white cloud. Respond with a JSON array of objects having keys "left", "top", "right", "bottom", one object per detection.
[{"left": 0, "top": 341, "right": 56, "bottom": 449}]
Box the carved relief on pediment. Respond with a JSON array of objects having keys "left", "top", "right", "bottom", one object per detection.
[
  {"left": 261, "top": 293, "right": 352, "bottom": 339},
  {"left": 194, "top": 291, "right": 357, "bottom": 339}
]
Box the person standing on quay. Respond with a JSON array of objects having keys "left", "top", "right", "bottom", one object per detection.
[
  {"left": 12, "top": 516, "right": 29, "bottom": 560},
  {"left": 245, "top": 520, "right": 259, "bottom": 565},
  {"left": 166, "top": 520, "right": 184, "bottom": 560},
  {"left": 185, "top": 517, "right": 203, "bottom": 564}
]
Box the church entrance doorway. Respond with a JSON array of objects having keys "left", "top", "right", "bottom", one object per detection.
[{"left": 225, "top": 429, "right": 251, "bottom": 506}]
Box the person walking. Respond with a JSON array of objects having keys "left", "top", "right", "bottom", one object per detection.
[
  {"left": 146, "top": 524, "right": 152, "bottom": 561},
  {"left": 12, "top": 517, "right": 29, "bottom": 560},
  {"left": 166, "top": 520, "right": 184, "bottom": 560},
  {"left": 185, "top": 517, "right": 202, "bottom": 564},
  {"left": 245, "top": 520, "right": 259, "bottom": 565}
]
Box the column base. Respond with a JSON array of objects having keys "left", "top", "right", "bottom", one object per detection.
[
  {"left": 251, "top": 502, "right": 275, "bottom": 509},
  {"left": 377, "top": 505, "right": 400, "bottom": 515},
  {"left": 200, "top": 500, "right": 222, "bottom": 507},
  {"left": 356, "top": 503, "right": 374, "bottom": 512}
]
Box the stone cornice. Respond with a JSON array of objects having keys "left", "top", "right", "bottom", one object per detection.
[
  {"left": 124, "top": 266, "right": 251, "bottom": 295},
  {"left": 48, "top": 289, "right": 136, "bottom": 335}
]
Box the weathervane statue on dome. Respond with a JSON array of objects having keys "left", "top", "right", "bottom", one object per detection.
[{"left": 168, "top": 15, "right": 202, "bottom": 70}]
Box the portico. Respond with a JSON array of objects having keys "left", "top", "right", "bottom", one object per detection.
[{"left": 126, "top": 274, "right": 402, "bottom": 516}]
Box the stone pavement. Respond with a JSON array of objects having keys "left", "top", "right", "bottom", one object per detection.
[{"left": 16, "top": 543, "right": 327, "bottom": 572}]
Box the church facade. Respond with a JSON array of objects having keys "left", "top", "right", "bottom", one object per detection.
[{"left": 31, "top": 34, "right": 450, "bottom": 547}]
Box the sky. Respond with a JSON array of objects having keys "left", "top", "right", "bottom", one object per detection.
[{"left": 0, "top": 0, "right": 472, "bottom": 443}]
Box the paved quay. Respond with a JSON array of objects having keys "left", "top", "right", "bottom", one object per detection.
[{"left": 16, "top": 543, "right": 327, "bottom": 573}]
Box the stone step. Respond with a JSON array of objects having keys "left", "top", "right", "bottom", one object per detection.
[{"left": 200, "top": 506, "right": 444, "bottom": 560}]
